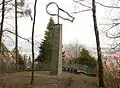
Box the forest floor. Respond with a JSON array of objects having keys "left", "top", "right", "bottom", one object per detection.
[{"left": 0, "top": 71, "right": 98, "bottom": 88}]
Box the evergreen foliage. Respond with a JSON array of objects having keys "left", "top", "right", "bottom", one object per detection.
[
  {"left": 74, "top": 48, "right": 96, "bottom": 68},
  {"left": 36, "top": 17, "right": 55, "bottom": 63},
  {"left": 12, "top": 47, "right": 25, "bottom": 70}
]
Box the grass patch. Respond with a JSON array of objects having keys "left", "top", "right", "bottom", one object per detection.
[
  {"left": 9, "top": 71, "right": 43, "bottom": 76},
  {"left": 9, "top": 71, "right": 98, "bottom": 82},
  {"left": 65, "top": 76, "right": 72, "bottom": 87},
  {"left": 58, "top": 74, "right": 97, "bottom": 81},
  {"left": 9, "top": 71, "right": 31, "bottom": 76},
  {"left": 58, "top": 74, "right": 98, "bottom": 87},
  {"left": 9, "top": 71, "right": 50, "bottom": 76},
  {"left": 8, "top": 71, "right": 98, "bottom": 88}
]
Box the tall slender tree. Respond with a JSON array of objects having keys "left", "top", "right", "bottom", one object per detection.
[
  {"left": 15, "top": 0, "right": 18, "bottom": 71},
  {"left": 44, "top": 17, "right": 55, "bottom": 63},
  {"left": 14, "top": 0, "right": 32, "bottom": 71},
  {"left": 92, "top": 0, "right": 104, "bottom": 87},
  {"left": 0, "top": 0, "right": 5, "bottom": 53},
  {"left": 35, "top": 18, "right": 55, "bottom": 71},
  {"left": 31, "top": 0, "right": 37, "bottom": 85},
  {"left": 0, "top": 0, "right": 5, "bottom": 84}
]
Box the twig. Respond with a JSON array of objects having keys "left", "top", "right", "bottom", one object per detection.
[
  {"left": 106, "top": 32, "right": 120, "bottom": 39},
  {"left": 3, "top": 29, "right": 30, "bottom": 42},
  {"left": 96, "top": 2, "right": 120, "bottom": 8},
  {"left": 72, "top": 9, "right": 91, "bottom": 14},
  {"left": 73, "top": 0, "right": 91, "bottom": 8}
]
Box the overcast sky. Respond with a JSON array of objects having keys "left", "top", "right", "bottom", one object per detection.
[{"left": 3, "top": 0, "right": 118, "bottom": 56}]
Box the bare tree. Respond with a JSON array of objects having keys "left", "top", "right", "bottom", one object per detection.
[
  {"left": 93, "top": 1, "right": 120, "bottom": 54},
  {"left": 31, "top": 0, "right": 37, "bottom": 85},
  {"left": 12, "top": 0, "right": 32, "bottom": 71},
  {"left": 92, "top": 0, "right": 104, "bottom": 87},
  {"left": 63, "top": 40, "right": 84, "bottom": 59},
  {"left": 0, "top": 0, "right": 5, "bottom": 53},
  {"left": 0, "top": 0, "right": 5, "bottom": 85},
  {"left": 3, "top": 29, "right": 40, "bottom": 51},
  {"left": 0, "top": 0, "right": 32, "bottom": 71},
  {"left": 72, "top": 0, "right": 104, "bottom": 87},
  {"left": 15, "top": 0, "right": 18, "bottom": 71}
]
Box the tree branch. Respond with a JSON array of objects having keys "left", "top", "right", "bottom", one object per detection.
[
  {"left": 111, "top": 43, "right": 120, "bottom": 49},
  {"left": 73, "top": 0, "right": 91, "bottom": 8},
  {"left": 3, "top": 29, "right": 30, "bottom": 42},
  {"left": 96, "top": 2, "right": 120, "bottom": 8},
  {"left": 72, "top": 9, "right": 91, "bottom": 14},
  {"left": 0, "top": 0, "right": 12, "bottom": 6},
  {"left": 3, "top": 34, "right": 14, "bottom": 45},
  {"left": 106, "top": 32, "right": 120, "bottom": 39},
  {"left": 103, "top": 22, "right": 120, "bottom": 32}
]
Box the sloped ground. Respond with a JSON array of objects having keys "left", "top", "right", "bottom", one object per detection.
[{"left": 0, "top": 71, "right": 99, "bottom": 88}]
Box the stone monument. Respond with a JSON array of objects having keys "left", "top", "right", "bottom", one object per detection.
[
  {"left": 46, "top": 2, "right": 75, "bottom": 75},
  {"left": 50, "top": 24, "right": 62, "bottom": 75}
]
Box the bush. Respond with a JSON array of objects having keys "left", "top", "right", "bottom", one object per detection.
[{"left": 74, "top": 48, "right": 97, "bottom": 70}]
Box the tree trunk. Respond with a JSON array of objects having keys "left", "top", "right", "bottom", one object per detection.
[
  {"left": 31, "top": 0, "right": 37, "bottom": 85},
  {"left": 92, "top": 0, "right": 104, "bottom": 87},
  {"left": 0, "top": 0, "right": 5, "bottom": 53},
  {"left": 0, "top": 0, "right": 5, "bottom": 85},
  {"left": 15, "top": 0, "right": 18, "bottom": 71}
]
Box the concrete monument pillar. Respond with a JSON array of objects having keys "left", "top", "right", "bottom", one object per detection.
[{"left": 50, "top": 24, "right": 62, "bottom": 75}]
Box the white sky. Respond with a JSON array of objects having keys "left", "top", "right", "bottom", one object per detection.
[{"left": 3, "top": 0, "right": 118, "bottom": 55}]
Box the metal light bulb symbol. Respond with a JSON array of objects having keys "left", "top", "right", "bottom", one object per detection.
[{"left": 46, "top": 2, "right": 75, "bottom": 24}]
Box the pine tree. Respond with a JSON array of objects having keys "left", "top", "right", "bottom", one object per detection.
[
  {"left": 12, "top": 47, "right": 25, "bottom": 70},
  {"left": 36, "top": 17, "right": 55, "bottom": 63},
  {"left": 35, "top": 40, "right": 44, "bottom": 62},
  {"left": 44, "top": 17, "right": 55, "bottom": 63},
  {"left": 35, "top": 17, "right": 55, "bottom": 71},
  {"left": 75, "top": 48, "right": 96, "bottom": 68}
]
